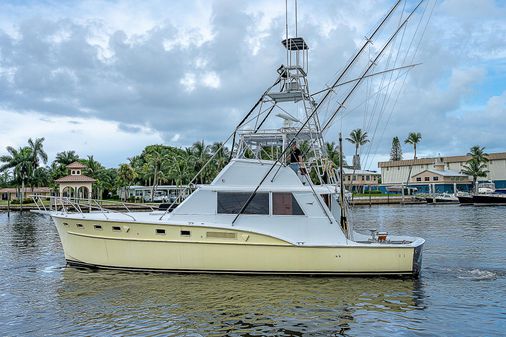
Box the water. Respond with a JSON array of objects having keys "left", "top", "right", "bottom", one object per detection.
[{"left": 1, "top": 205, "right": 505, "bottom": 336}]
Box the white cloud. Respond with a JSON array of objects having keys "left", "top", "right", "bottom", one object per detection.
[
  {"left": 202, "top": 71, "right": 220, "bottom": 89},
  {"left": 0, "top": 109, "right": 164, "bottom": 167},
  {"left": 0, "top": 0, "right": 505, "bottom": 169},
  {"left": 180, "top": 73, "right": 197, "bottom": 92}
]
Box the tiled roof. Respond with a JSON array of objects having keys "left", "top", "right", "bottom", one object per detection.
[
  {"left": 55, "top": 174, "right": 96, "bottom": 183},
  {"left": 0, "top": 187, "right": 52, "bottom": 193},
  {"left": 67, "top": 161, "right": 87, "bottom": 169}
]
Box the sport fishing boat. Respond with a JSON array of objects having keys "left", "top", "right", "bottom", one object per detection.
[{"left": 35, "top": 0, "right": 432, "bottom": 277}]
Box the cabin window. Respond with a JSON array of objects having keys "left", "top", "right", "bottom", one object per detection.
[
  {"left": 181, "top": 230, "right": 191, "bottom": 237},
  {"left": 217, "top": 192, "right": 269, "bottom": 215},
  {"left": 112, "top": 226, "right": 121, "bottom": 232},
  {"left": 63, "top": 222, "right": 69, "bottom": 226},
  {"left": 76, "top": 224, "right": 84, "bottom": 228},
  {"left": 156, "top": 229, "right": 166, "bottom": 235},
  {"left": 272, "top": 193, "right": 304, "bottom": 215},
  {"left": 94, "top": 225, "right": 102, "bottom": 230}
]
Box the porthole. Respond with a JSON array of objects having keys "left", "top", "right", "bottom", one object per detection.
[
  {"left": 76, "top": 224, "right": 84, "bottom": 228},
  {"left": 112, "top": 226, "right": 121, "bottom": 232},
  {"left": 156, "top": 229, "right": 166, "bottom": 235},
  {"left": 94, "top": 225, "right": 103, "bottom": 230},
  {"left": 180, "top": 230, "right": 191, "bottom": 237}
]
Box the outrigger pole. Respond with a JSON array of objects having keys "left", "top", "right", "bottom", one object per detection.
[{"left": 232, "top": 0, "right": 426, "bottom": 226}]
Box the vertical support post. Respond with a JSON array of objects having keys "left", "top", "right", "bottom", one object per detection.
[{"left": 339, "top": 133, "right": 348, "bottom": 238}]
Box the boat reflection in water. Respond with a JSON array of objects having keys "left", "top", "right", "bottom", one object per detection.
[{"left": 57, "top": 267, "right": 426, "bottom": 336}]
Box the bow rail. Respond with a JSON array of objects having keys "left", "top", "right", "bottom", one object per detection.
[{"left": 30, "top": 195, "right": 158, "bottom": 221}]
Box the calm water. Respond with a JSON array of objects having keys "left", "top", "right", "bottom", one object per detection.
[{"left": 1, "top": 205, "right": 505, "bottom": 336}]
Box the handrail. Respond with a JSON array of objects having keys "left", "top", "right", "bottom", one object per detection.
[{"left": 29, "top": 196, "right": 153, "bottom": 221}]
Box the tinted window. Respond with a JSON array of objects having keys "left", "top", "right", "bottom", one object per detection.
[
  {"left": 272, "top": 193, "right": 304, "bottom": 215},
  {"left": 217, "top": 192, "right": 269, "bottom": 215}
]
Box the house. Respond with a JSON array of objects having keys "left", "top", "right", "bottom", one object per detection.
[{"left": 0, "top": 187, "right": 52, "bottom": 200}]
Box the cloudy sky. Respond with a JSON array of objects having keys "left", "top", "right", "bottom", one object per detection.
[{"left": 0, "top": 0, "right": 505, "bottom": 170}]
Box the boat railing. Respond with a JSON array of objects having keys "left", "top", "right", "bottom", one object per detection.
[{"left": 30, "top": 195, "right": 157, "bottom": 221}]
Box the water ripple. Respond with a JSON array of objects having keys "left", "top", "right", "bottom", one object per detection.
[{"left": 1, "top": 207, "right": 506, "bottom": 336}]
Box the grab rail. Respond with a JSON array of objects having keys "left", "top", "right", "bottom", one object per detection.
[{"left": 29, "top": 195, "right": 157, "bottom": 222}]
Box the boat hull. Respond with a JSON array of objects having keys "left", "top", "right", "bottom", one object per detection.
[
  {"left": 457, "top": 195, "right": 474, "bottom": 204},
  {"left": 472, "top": 194, "right": 506, "bottom": 205},
  {"left": 426, "top": 197, "right": 457, "bottom": 204},
  {"left": 52, "top": 215, "right": 423, "bottom": 277}
]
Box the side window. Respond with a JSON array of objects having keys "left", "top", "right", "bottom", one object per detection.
[
  {"left": 272, "top": 193, "right": 304, "bottom": 215},
  {"left": 217, "top": 192, "right": 269, "bottom": 214}
]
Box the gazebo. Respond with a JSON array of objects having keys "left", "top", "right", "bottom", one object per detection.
[{"left": 55, "top": 162, "right": 96, "bottom": 199}]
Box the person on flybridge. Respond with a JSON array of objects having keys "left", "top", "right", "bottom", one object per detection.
[{"left": 289, "top": 141, "right": 306, "bottom": 178}]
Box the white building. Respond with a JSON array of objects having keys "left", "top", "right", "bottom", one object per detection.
[
  {"left": 342, "top": 167, "right": 381, "bottom": 191},
  {"left": 378, "top": 152, "right": 506, "bottom": 193}
]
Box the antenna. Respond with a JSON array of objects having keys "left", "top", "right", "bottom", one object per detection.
[
  {"left": 295, "top": 0, "right": 298, "bottom": 37},
  {"left": 285, "top": 0, "right": 289, "bottom": 65}
]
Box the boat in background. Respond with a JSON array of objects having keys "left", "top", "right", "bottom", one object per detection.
[
  {"left": 425, "top": 193, "right": 458, "bottom": 204},
  {"left": 458, "top": 181, "right": 506, "bottom": 205},
  {"left": 472, "top": 193, "right": 506, "bottom": 206},
  {"left": 456, "top": 192, "right": 473, "bottom": 205}
]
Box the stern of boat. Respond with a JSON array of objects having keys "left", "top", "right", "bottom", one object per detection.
[{"left": 412, "top": 240, "right": 424, "bottom": 278}]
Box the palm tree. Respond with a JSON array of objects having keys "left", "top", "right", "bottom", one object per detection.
[
  {"left": 55, "top": 151, "right": 79, "bottom": 167},
  {"left": 325, "top": 142, "right": 346, "bottom": 167},
  {"left": 346, "top": 129, "right": 369, "bottom": 169},
  {"left": 0, "top": 146, "right": 33, "bottom": 205},
  {"left": 0, "top": 171, "right": 10, "bottom": 187},
  {"left": 27, "top": 137, "right": 48, "bottom": 192},
  {"left": 31, "top": 167, "right": 51, "bottom": 188},
  {"left": 28, "top": 138, "right": 48, "bottom": 167},
  {"left": 192, "top": 141, "right": 211, "bottom": 183},
  {"left": 461, "top": 158, "right": 489, "bottom": 193},
  {"left": 145, "top": 149, "right": 168, "bottom": 201},
  {"left": 467, "top": 145, "right": 488, "bottom": 163},
  {"left": 404, "top": 132, "right": 422, "bottom": 159},
  {"left": 83, "top": 155, "right": 104, "bottom": 198},
  {"left": 210, "top": 142, "right": 230, "bottom": 174},
  {"left": 117, "top": 164, "right": 136, "bottom": 201}
]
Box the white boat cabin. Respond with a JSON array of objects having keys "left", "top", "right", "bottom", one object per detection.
[{"left": 166, "top": 159, "right": 348, "bottom": 246}]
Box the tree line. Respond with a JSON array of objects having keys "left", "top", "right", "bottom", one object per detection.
[{"left": 1, "top": 131, "right": 490, "bottom": 199}]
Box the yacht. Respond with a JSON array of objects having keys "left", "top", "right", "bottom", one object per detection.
[{"left": 36, "top": 1, "right": 430, "bottom": 277}]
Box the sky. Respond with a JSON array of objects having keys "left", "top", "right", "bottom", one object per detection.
[{"left": 0, "top": 0, "right": 505, "bottom": 171}]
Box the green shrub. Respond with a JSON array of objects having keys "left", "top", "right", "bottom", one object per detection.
[{"left": 11, "top": 199, "right": 33, "bottom": 204}]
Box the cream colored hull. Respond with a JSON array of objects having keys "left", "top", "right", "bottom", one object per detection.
[{"left": 52, "top": 216, "right": 422, "bottom": 276}]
